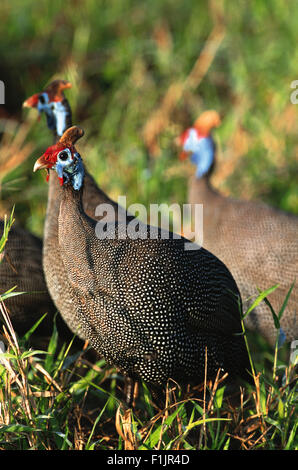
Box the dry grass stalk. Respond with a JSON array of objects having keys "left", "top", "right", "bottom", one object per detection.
[
  {"left": 0, "top": 119, "right": 36, "bottom": 180},
  {"left": 197, "top": 346, "right": 208, "bottom": 448},
  {"left": 27, "top": 356, "right": 62, "bottom": 393},
  {"left": 115, "top": 405, "right": 138, "bottom": 450}
]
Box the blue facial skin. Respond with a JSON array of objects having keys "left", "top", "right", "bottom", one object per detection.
[
  {"left": 183, "top": 129, "right": 215, "bottom": 178},
  {"left": 71, "top": 156, "right": 84, "bottom": 190},
  {"left": 54, "top": 150, "right": 84, "bottom": 191}
]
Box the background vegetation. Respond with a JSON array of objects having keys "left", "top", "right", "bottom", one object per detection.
[
  {"left": 1, "top": 0, "right": 298, "bottom": 232},
  {"left": 0, "top": 0, "right": 297, "bottom": 451}
]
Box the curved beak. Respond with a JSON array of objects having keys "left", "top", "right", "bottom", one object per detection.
[
  {"left": 23, "top": 93, "right": 39, "bottom": 108},
  {"left": 33, "top": 155, "right": 49, "bottom": 172},
  {"left": 62, "top": 81, "right": 72, "bottom": 90}
]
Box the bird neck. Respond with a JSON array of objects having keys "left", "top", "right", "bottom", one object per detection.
[
  {"left": 59, "top": 159, "right": 86, "bottom": 217},
  {"left": 61, "top": 97, "right": 72, "bottom": 132},
  {"left": 189, "top": 173, "right": 220, "bottom": 206},
  {"left": 43, "top": 168, "right": 87, "bottom": 255},
  {"left": 59, "top": 171, "right": 100, "bottom": 248},
  {"left": 44, "top": 169, "right": 64, "bottom": 243},
  {"left": 51, "top": 98, "right": 72, "bottom": 143},
  {"left": 43, "top": 99, "right": 75, "bottom": 245},
  {"left": 46, "top": 97, "right": 73, "bottom": 204},
  {"left": 62, "top": 179, "right": 84, "bottom": 208}
]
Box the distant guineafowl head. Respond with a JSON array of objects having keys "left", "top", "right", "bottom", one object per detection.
[
  {"left": 23, "top": 79, "right": 72, "bottom": 137},
  {"left": 179, "top": 110, "right": 221, "bottom": 179}
]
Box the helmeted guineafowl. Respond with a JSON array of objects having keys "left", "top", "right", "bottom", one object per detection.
[
  {"left": 178, "top": 111, "right": 298, "bottom": 346},
  {"left": 33, "top": 125, "right": 253, "bottom": 406},
  {"left": 24, "top": 80, "right": 133, "bottom": 338}
]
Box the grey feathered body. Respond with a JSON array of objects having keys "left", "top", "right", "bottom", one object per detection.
[
  {"left": 43, "top": 166, "right": 127, "bottom": 338},
  {"left": 188, "top": 175, "right": 298, "bottom": 345},
  {"left": 42, "top": 109, "right": 132, "bottom": 339},
  {"left": 55, "top": 182, "right": 252, "bottom": 386}
]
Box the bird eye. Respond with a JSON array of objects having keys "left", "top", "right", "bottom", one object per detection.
[
  {"left": 38, "top": 93, "right": 49, "bottom": 105},
  {"left": 58, "top": 150, "right": 69, "bottom": 161}
]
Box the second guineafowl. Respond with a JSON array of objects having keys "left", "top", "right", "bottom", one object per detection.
[
  {"left": 33, "top": 125, "right": 253, "bottom": 405},
  {"left": 23, "top": 80, "right": 133, "bottom": 339},
  {"left": 178, "top": 111, "right": 298, "bottom": 346}
]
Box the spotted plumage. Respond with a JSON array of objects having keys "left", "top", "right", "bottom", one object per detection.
[
  {"left": 25, "top": 81, "right": 133, "bottom": 339},
  {"left": 34, "top": 126, "right": 252, "bottom": 397}
]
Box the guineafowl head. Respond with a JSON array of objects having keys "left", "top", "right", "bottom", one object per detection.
[
  {"left": 178, "top": 110, "right": 221, "bottom": 179},
  {"left": 23, "top": 79, "right": 72, "bottom": 137},
  {"left": 33, "top": 126, "right": 84, "bottom": 190}
]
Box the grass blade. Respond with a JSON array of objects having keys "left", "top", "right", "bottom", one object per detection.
[{"left": 243, "top": 285, "right": 279, "bottom": 320}]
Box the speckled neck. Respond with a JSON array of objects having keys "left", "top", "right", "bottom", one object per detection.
[
  {"left": 44, "top": 97, "right": 73, "bottom": 239},
  {"left": 189, "top": 174, "right": 220, "bottom": 206},
  {"left": 62, "top": 178, "right": 84, "bottom": 208}
]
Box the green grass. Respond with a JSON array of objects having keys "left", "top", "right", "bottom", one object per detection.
[
  {"left": 0, "top": 287, "right": 297, "bottom": 450},
  {"left": 0, "top": 0, "right": 297, "bottom": 451},
  {"left": 0, "top": 217, "right": 297, "bottom": 449},
  {"left": 0, "top": 208, "right": 15, "bottom": 257}
]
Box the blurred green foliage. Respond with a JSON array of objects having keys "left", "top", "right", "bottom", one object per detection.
[{"left": 0, "top": 0, "right": 297, "bottom": 236}]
